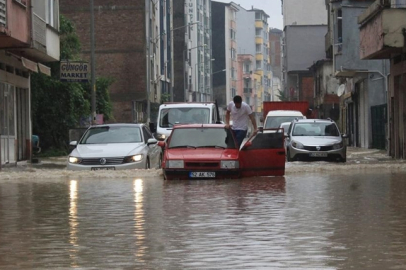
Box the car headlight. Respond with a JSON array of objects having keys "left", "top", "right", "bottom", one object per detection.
[
  {"left": 124, "top": 154, "right": 143, "bottom": 163},
  {"left": 221, "top": 160, "right": 239, "bottom": 169},
  {"left": 167, "top": 160, "right": 184, "bottom": 168},
  {"left": 332, "top": 142, "right": 344, "bottom": 150},
  {"left": 155, "top": 133, "right": 166, "bottom": 141},
  {"left": 291, "top": 140, "right": 304, "bottom": 149},
  {"left": 69, "top": 156, "right": 82, "bottom": 164}
]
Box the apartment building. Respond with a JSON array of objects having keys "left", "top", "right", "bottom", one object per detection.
[
  {"left": 0, "top": 0, "right": 59, "bottom": 166},
  {"left": 281, "top": 0, "right": 327, "bottom": 106},
  {"left": 236, "top": 6, "right": 270, "bottom": 113},
  {"left": 173, "top": 0, "right": 213, "bottom": 103},
  {"left": 211, "top": 1, "right": 239, "bottom": 113},
  {"left": 358, "top": 0, "right": 406, "bottom": 157}
]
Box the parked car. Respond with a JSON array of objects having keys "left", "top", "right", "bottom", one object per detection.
[
  {"left": 158, "top": 124, "right": 286, "bottom": 180},
  {"left": 285, "top": 119, "right": 347, "bottom": 162},
  {"left": 67, "top": 123, "right": 162, "bottom": 171}
]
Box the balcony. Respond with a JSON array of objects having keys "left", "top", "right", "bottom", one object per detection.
[
  {"left": 255, "top": 21, "right": 263, "bottom": 28},
  {"left": 359, "top": 2, "right": 406, "bottom": 59}
]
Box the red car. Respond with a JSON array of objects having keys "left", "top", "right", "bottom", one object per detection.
[{"left": 158, "top": 124, "right": 286, "bottom": 180}]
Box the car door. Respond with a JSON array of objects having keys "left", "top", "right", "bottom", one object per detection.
[{"left": 238, "top": 129, "right": 286, "bottom": 177}]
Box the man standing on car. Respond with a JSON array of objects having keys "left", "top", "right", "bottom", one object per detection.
[{"left": 225, "top": 95, "right": 258, "bottom": 147}]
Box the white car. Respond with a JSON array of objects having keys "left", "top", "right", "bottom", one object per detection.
[{"left": 67, "top": 123, "right": 162, "bottom": 171}]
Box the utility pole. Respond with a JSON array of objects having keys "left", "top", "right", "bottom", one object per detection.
[{"left": 90, "top": 0, "right": 96, "bottom": 125}]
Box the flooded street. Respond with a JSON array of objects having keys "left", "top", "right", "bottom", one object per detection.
[{"left": 1, "top": 148, "right": 406, "bottom": 269}]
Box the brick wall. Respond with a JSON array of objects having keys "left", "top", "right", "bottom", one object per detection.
[
  {"left": 60, "top": 1, "right": 147, "bottom": 123},
  {"left": 301, "top": 76, "right": 314, "bottom": 109}
]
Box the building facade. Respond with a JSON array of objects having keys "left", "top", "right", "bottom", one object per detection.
[
  {"left": 326, "top": 0, "right": 389, "bottom": 149},
  {"left": 0, "top": 0, "right": 59, "bottom": 167},
  {"left": 61, "top": 1, "right": 155, "bottom": 123},
  {"left": 358, "top": 0, "right": 406, "bottom": 157},
  {"left": 236, "top": 6, "right": 270, "bottom": 114},
  {"left": 211, "top": 1, "right": 239, "bottom": 114},
  {"left": 281, "top": 0, "right": 327, "bottom": 107}
]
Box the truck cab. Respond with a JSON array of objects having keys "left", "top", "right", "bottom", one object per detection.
[{"left": 151, "top": 102, "right": 222, "bottom": 141}]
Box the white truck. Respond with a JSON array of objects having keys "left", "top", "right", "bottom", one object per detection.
[{"left": 150, "top": 102, "right": 222, "bottom": 141}]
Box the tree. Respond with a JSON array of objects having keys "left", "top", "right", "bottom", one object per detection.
[
  {"left": 31, "top": 15, "right": 113, "bottom": 152},
  {"left": 276, "top": 89, "right": 288, "bottom": 101}
]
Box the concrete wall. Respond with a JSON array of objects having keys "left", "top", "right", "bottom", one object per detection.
[
  {"left": 235, "top": 8, "right": 255, "bottom": 55},
  {"left": 285, "top": 25, "right": 327, "bottom": 72},
  {"left": 283, "top": 0, "right": 327, "bottom": 27}
]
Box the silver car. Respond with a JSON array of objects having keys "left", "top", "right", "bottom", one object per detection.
[
  {"left": 67, "top": 123, "right": 162, "bottom": 170},
  {"left": 286, "top": 119, "right": 347, "bottom": 162}
]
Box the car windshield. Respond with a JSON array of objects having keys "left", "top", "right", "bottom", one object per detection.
[
  {"left": 80, "top": 126, "right": 143, "bottom": 144},
  {"left": 292, "top": 122, "right": 340, "bottom": 137},
  {"left": 265, "top": 116, "right": 303, "bottom": 129},
  {"left": 159, "top": 108, "right": 210, "bottom": 128},
  {"left": 168, "top": 127, "right": 237, "bottom": 149}
]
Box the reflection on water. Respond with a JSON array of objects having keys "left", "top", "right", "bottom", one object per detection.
[
  {"left": 133, "top": 179, "right": 146, "bottom": 262},
  {"left": 1, "top": 172, "right": 406, "bottom": 269},
  {"left": 69, "top": 180, "right": 79, "bottom": 267}
]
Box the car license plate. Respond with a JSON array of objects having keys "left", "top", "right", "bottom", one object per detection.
[
  {"left": 91, "top": 167, "right": 115, "bottom": 171},
  {"left": 309, "top": 152, "right": 328, "bottom": 157},
  {"left": 189, "top": 172, "right": 216, "bottom": 178}
]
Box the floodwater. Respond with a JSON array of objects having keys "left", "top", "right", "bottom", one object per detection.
[{"left": 1, "top": 149, "right": 406, "bottom": 269}]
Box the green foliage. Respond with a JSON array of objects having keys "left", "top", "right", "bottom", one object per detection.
[
  {"left": 31, "top": 15, "right": 113, "bottom": 152},
  {"left": 276, "top": 89, "right": 288, "bottom": 101},
  {"left": 161, "top": 93, "right": 171, "bottom": 104}
]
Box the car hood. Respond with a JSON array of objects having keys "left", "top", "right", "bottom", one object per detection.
[
  {"left": 71, "top": 143, "right": 144, "bottom": 158},
  {"left": 292, "top": 136, "right": 342, "bottom": 146},
  {"left": 167, "top": 148, "right": 239, "bottom": 160}
]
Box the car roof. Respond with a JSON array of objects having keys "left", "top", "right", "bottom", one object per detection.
[
  {"left": 160, "top": 102, "right": 214, "bottom": 109},
  {"left": 294, "top": 119, "right": 335, "bottom": 124},
  {"left": 172, "top": 124, "right": 225, "bottom": 129},
  {"left": 266, "top": 110, "right": 303, "bottom": 116},
  {"left": 89, "top": 123, "right": 144, "bottom": 128}
]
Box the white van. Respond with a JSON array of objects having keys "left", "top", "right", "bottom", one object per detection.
[
  {"left": 263, "top": 110, "right": 305, "bottom": 130},
  {"left": 151, "top": 102, "right": 222, "bottom": 141}
]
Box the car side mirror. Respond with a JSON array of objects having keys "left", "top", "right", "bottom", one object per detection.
[
  {"left": 149, "top": 122, "right": 156, "bottom": 133},
  {"left": 258, "top": 126, "right": 264, "bottom": 132},
  {"left": 259, "top": 117, "right": 264, "bottom": 123},
  {"left": 157, "top": 141, "right": 165, "bottom": 148},
  {"left": 342, "top": 134, "right": 348, "bottom": 138},
  {"left": 70, "top": 141, "right": 78, "bottom": 146},
  {"left": 147, "top": 138, "right": 158, "bottom": 145}
]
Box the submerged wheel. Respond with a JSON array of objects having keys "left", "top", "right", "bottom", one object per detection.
[
  {"left": 287, "top": 150, "right": 293, "bottom": 162},
  {"left": 145, "top": 157, "right": 150, "bottom": 169}
]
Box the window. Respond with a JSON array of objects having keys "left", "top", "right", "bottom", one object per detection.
[
  {"left": 47, "top": 0, "right": 59, "bottom": 29},
  {"left": 142, "top": 126, "right": 153, "bottom": 142},
  {"left": 337, "top": 9, "right": 342, "bottom": 43},
  {"left": 231, "top": 48, "right": 236, "bottom": 59},
  {"left": 244, "top": 63, "right": 250, "bottom": 73},
  {"left": 230, "top": 29, "right": 236, "bottom": 40},
  {"left": 0, "top": 0, "right": 6, "bottom": 26},
  {"left": 255, "top": 12, "right": 261, "bottom": 20},
  {"left": 256, "top": 60, "right": 261, "bottom": 69},
  {"left": 231, "top": 68, "right": 235, "bottom": 79},
  {"left": 246, "top": 97, "right": 250, "bottom": 105},
  {"left": 255, "top": 28, "right": 262, "bottom": 36},
  {"left": 231, "top": 88, "right": 236, "bottom": 98},
  {"left": 256, "top": 44, "right": 261, "bottom": 53}
]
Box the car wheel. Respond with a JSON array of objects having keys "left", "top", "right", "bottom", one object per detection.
[
  {"left": 145, "top": 157, "right": 150, "bottom": 169},
  {"left": 339, "top": 157, "right": 346, "bottom": 163}
]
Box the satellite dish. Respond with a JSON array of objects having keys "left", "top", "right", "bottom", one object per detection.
[{"left": 337, "top": 84, "right": 345, "bottom": 97}]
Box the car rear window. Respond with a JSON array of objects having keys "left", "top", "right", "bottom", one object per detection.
[{"left": 265, "top": 116, "right": 304, "bottom": 129}]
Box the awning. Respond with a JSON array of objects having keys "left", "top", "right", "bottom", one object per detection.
[
  {"left": 21, "top": 57, "right": 38, "bottom": 73},
  {"left": 38, "top": 63, "right": 51, "bottom": 76}
]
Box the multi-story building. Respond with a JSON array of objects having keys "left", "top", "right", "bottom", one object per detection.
[
  {"left": 269, "top": 28, "right": 283, "bottom": 101},
  {"left": 61, "top": 1, "right": 164, "bottom": 124},
  {"left": 281, "top": 0, "right": 327, "bottom": 106},
  {"left": 358, "top": 0, "right": 406, "bottom": 157},
  {"left": 173, "top": 0, "right": 213, "bottom": 103},
  {"left": 0, "top": 0, "right": 59, "bottom": 166},
  {"left": 325, "top": 0, "right": 388, "bottom": 149},
  {"left": 211, "top": 1, "right": 239, "bottom": 114},
  {"left": 236, "top": 6, "right": 270, "bottom": 114},
  {"left": 236, "top": 54, "right": 256, "bottom": 108}
]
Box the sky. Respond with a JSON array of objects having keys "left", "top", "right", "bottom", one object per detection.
[{"left": 213, "top": 0, "right": 284, "bottom": 30}]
